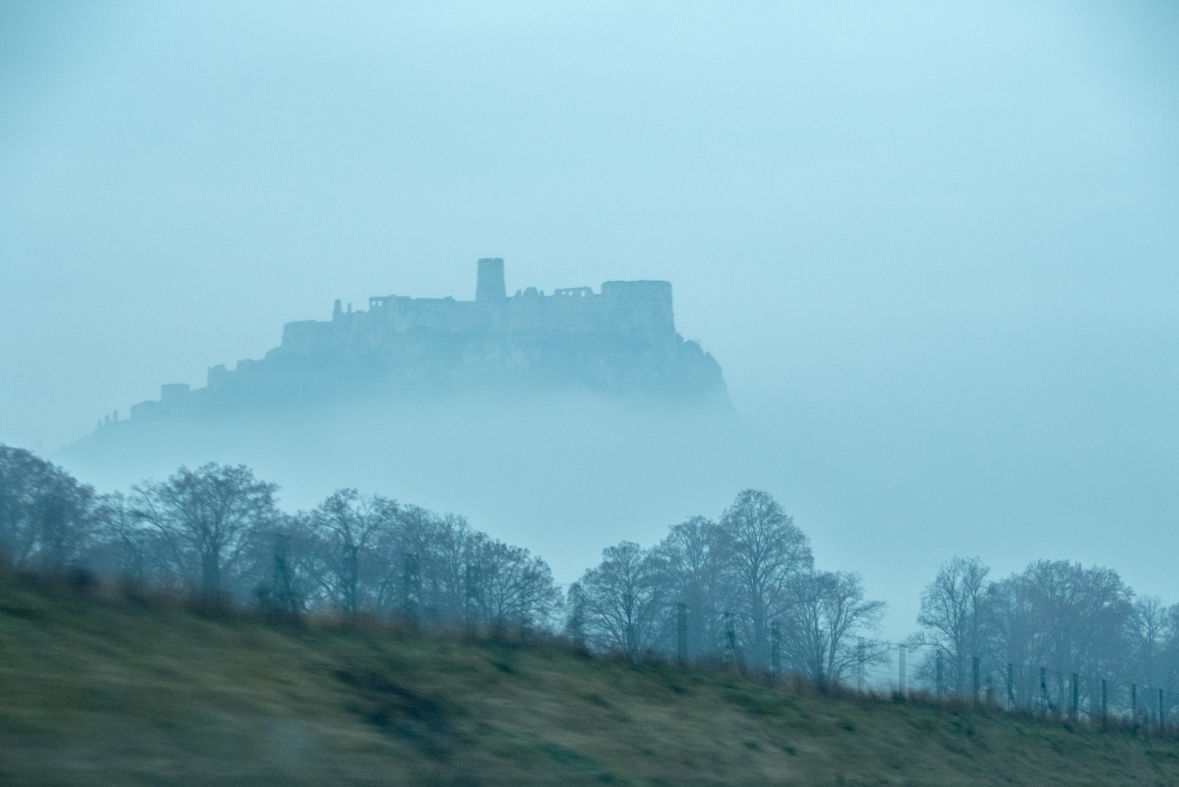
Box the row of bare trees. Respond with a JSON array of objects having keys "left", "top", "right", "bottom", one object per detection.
[
  {"left": 8, "top": 442, "right": 1174, "bottom": 703},
  {"left": 914, "top": 556, "right": 1179, "bottom": 716},
  {"left": 0, "top": 446, "right": 561, "bottom": 629},
  {"left": 567, "top": 490, "right": 888, "bottom": 682}
]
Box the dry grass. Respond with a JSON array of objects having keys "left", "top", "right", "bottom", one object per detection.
[{"left": 1, "top": 576, "right": 1177, "bottom": 786}]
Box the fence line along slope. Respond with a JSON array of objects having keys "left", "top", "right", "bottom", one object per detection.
[{"left": 2, "top": 577, "right": 1179, "bottom": 786}]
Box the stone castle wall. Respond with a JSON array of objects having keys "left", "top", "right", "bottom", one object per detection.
[
  {"left": 280, "top": 276, "right": 676, "bottom": 359},
  {"left": 123, "top": 260, "right": 726, "bottom": 424}
]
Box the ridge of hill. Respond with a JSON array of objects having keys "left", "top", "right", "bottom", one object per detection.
[{"left": 1, "top": 577, "right": 1177, "bottom": 786}]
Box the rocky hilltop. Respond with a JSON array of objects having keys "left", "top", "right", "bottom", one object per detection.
[{"left": 120, "top": 258, "right": 727, "bottom": 425}]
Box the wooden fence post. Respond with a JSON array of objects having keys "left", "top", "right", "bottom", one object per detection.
[
  {"left": 1006, "top": 663, "right": 1014, "bottom": 710},
  {"left": 1160, "top": 688, "right": 1166, "bottom": 735},
  {"left": 1102, "top": 678, "right": 1107, "bottom": 730},
  {"left": 677, "top": 602, "right": 688, "bottom": 667},
  {"left": 770, "top": 619, "right": 781, "bottom": 682},
  {"left": 972, "top": 656, "right": 980, "bottom": 708},
  {"left": 856, "top": 638, "right": 865, "bottom": 692}
]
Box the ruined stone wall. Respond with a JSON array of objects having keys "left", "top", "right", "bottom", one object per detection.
[
  {"left": 121, "top": 265, "right": 724, "bottom": 424},
  {"left": 277, "top": 277, "right": 676, "bottom": 359}
]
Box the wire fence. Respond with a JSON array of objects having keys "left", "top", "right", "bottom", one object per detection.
[{"left": 805, "top": 641, "right": 1177, "bottom": 733}]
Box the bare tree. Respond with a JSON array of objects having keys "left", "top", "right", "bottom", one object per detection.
[
  {"left": 1162, "top": 605, "right": 1179, "bottom": 713},
  {"left": 916, "top": 557, "right": 992, "bottom": 695},
  {"left": 247, "top": 511, "right": 322, "bottom": 615},
  {"left": 1128, "top": 596, "right": 1170, "bottom": 690},
  {"left": 572, "top": 541, "right": 668, "bottom": 662},
  {"left": 0, "top": 445, "right": 52, "bottom": 565},
  {"left": 989, "top": 571, "right": 1049, "bottom": 707},
  {"left": 91, "top": 491, "right": 169, "bottom": 589},
  {"left": 132, "top": 463, "right": 278, "bottom": 599},
  {"left": 717, "top": 490, "right": 812, "bottom": 666},
  {"left": 653, "top": 516, "right": 727, "bottom": 658},
  {"left": 310, "top": 489, "right": 395, "bottom": 615},
  {"left": 783, "top": 570, "right": 886, "bottom": 685},
  {"left": 431, "top": 513, "right": 475, "bottom": 622},
  {"left": 467, "top": 532, "right": 562, "bottom": 630},
  {"left": 1031, "top": 561, "right": 1131, "bottom": 708},
  {"left": 369, "top": 503, "right": 435, "bottom": 617},
  {"left": 991, "top": 561, "right": 1132, "bottom": 711}
]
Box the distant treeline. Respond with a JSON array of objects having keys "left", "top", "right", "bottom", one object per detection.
[
  {"left": 2, "top": 444, "right": 1175, "bottom": 719},
  {"left": 0, "top": 445, "right": 561, "bottom": 631},
  {"left": 566, "top": 491, "right": 887, "bottom": 681},
  {"left": 910, "top": 556, "right": 1179, "bottom": 718}
]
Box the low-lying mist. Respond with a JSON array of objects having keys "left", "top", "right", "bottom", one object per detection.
[{"left": 56, "top": 392, "right": 771, "bottom": 588}]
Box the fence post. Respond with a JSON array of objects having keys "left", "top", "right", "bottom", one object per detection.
[
  {"left": 1007, "top": 663, "right": 1014, "bottom": 711},
  {"left": 1160, "top": 689, "right": 1166, "bottom": 735},
  {"left": 723, "top": 611, "right": 746, "bottom": 675},
  {"left": 677, "top": 602, "right": 688, "bottom": 667},
  {"left": 899, "top": 644, "right": 907, "bottom": 696},
  {"left": 936, "top": 650, "right": 944, "bottom": 701},
  {"left": 1101, "top": 678, "right": 1107, "bottom": 729},
  {"left": 770, "top": 619, "right": 781, "bottom": 681},
  {"left": 1040, "top": 667, "right": 1048, "bottom": 717},
  {"left": 1072, "top": 673, "right": 1079, "bottom": 720},
  {"left": 973, "top": 656, "right": 980, "bottom": 708},
  {"left": 1132, "top": 683, "right": 1138, "bottom": 731},
  {"left": 857, "top": 638, "right": 866, "bottom": 692}
]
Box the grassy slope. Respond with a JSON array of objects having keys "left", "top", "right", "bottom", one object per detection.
[{"left": 1, "top": 581, "right": 1177, "bottom": 786}]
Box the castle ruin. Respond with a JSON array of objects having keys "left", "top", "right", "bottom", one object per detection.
[{"left": 125, "top": 259, "right": 727, "bottom": 422}]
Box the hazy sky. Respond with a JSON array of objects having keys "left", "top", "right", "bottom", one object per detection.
[{"left": 3, "top": 1, "right": 1178, "bottom": 637}]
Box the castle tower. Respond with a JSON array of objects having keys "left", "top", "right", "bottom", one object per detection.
[{"left": 476, "top": 257, "right": 506, "bottom": 302}]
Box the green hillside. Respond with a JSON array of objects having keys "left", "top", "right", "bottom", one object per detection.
[{"left": 1, "top": 577, "right": 1176, "bottom": 786}]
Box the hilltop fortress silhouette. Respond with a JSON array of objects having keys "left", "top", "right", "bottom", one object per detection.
[
  {"left": 65, "top": 259, "right": 744, "bottom": 528},
  {"left": 113, "top": 259, "right": 727, "bottom": 428}
]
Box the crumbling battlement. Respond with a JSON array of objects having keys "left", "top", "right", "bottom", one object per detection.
[
  {"left": 279, "top": 260, "right": 676, "bottom": 358},
  {"left": 115, "top": 258, "right": 726, "bottom": 425}
]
